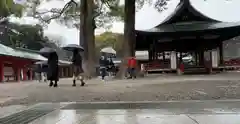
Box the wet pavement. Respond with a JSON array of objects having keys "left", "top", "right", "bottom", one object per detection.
[
  {"left": 2, "top": 100, "right": 240, "bottom": 123},
  {"left": 2, "top": 73, "right": 240, "bottom": 123}
]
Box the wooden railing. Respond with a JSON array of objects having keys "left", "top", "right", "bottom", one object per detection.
[{"left": 144, "top": 60, "right": 171, "bottom": 71}]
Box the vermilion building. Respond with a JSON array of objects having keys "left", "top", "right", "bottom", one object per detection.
[
  {"left": 0, "top": 44, "right": 73, "bottom": 82},
  {"left": 0, "top": 44, "right": 46, "bottom": 82}
]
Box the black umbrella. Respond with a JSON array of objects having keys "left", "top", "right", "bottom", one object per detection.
[
  {"left": 39, "top": 47, "right": 56, "bottom": 57},
  {"left": 62, "top": 44, "right": 84, "bottom": 52}
]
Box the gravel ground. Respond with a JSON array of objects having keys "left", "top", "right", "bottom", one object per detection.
[{"left": 1, "top": 72, "right": 240, "bottom": 106}]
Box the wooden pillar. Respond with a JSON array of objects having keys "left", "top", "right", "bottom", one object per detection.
[
  {"left": 148, "top": 50, "right": 152, "bottom": 61},
  {"left": 178, "top": 52, "right": 184, "bottom": 75},
  {"left": 179, "top": 52, "right": 183, "bottom": 62},
  {"left": 163, "top": 52, "right": 165, "bottom": 61},
  {"left": 152, "top": 48, "right": 156, "bottom": 60},
  {"left": 162, "top": 51, "right": 165, "bottom": 68},
  {"left": 66, "top": 67, "right": 68, "bottom": 77},
  {"left": 65, "top": 67, "right": 67, "bottom": 77},
  {"left": 58, "top": 66, "right": 61, "bottom": 78},
  {"left": 23, "top": 68, "right": 27, "bottom": 81},
  {"left": 15, "top": 67, "right": 20, "bottom": 82},
  {"left": 70, "top": 66, "right": 73, "bottom": 77},
  {"left": 61, "top": 67, "right": 63, "bottom": 78},
  {"left": 66, "top": 68, "right": 68, "bottom": 77},
  {"left": 194, "top": 51, "right": 198, "bottom": 66},
  {"left": 153, "top": 40, "right": 157, "bottom": 60},
  {"left": 199, "top": 51, "right": 204, "bottom": 66},
  {"left": 219, "top": 41, "right": 224, "bottom": 65},
  {"left": 68, "top": 67, "right": 71, "bottom": 77},
  {"left": 208, "top": 51, "right": 213, "bottom": 74},
  {"left": 203, "top": 50, "right": 213, "bottom": 74},
  {"left": 149, "top": 43, "right": 154, "bottom": 61},
  {"left": 64, "top": 67, "right": 66, "bottom": 77},
  {"left": 29, "top": 68, "right": 33, "bottom": 80},
  {"left": 68, "top": 67, "right": 70, "bottom": 77},
  {"left": 0, "top": 62, "right": 4, "bottom": 82}
]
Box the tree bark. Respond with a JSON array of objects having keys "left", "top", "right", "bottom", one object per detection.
[
  {"left": 116, "top": 0, "right": 136, "bottom": 78},
  {"left": 80, "top": 0, "right": 96, "bottom": 78},
  {"left": 80, "top": 0, "right": 87, "bottom": 76},
  {"left": 86, "top": 0, "right": 96, "bottom": 77},
  {"left": 80, "top": 0, "right": 87, "bottom": 57}
]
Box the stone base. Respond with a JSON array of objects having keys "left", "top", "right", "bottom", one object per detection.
[
  {"left": 177, "top": 69, "right": 183, "bottom": 75},
  {"left": 206, "top": 68, "right": 213, "bottom": 74}
]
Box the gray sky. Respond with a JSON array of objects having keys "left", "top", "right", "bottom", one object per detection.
[
  {"left": 11, "top": 0, "right": 240, "bottom": 45},
  {"left": 11, "top": 0, "right": 124, "bottom": 45}
]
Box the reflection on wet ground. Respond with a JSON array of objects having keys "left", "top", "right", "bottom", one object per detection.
[
  {"left": 3, "top": 100, "right": 240, "bottom": 124},
  {"left": 30, "top": 109, "right": 240, "bottom": 124}
]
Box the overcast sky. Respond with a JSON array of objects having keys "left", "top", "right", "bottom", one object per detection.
[{"left": 11, "top": 0, "right": 240, "bottom": 45}]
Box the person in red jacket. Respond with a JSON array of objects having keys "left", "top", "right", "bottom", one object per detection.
[{"left": 127, "top": 57, "right": 137, "bottom": 79}]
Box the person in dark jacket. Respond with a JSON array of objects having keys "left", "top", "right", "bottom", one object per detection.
[
  {"left": 107, "top": 57, "right": 115, "bottom": 76},
  {"left": 72, "top": 49, "right": 85, "bottom": 86},
  {"left": 47, "top": 52, "right": 59, "bottom": 87},
  {"left": 99, "top": 53, "right": 108, "bottom": 81}
]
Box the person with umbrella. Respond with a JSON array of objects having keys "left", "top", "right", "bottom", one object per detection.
[
  {"left": 99, "top": 52, "right": 108, "bottom": 81},
  {"left": 47, "top": 52, "right": 59, "bottom": 87},
  {"left": 35, "top": 61, "right": 48, "bottom": 82},
  {"left": 106, "top": 56, "right": 115, "bottom": 76},
  {"left": 39, "top": 47, "right": 59, "bottom": 87},
  {"left": 62, "top": 44, "right": 85, "bottom": 86}
]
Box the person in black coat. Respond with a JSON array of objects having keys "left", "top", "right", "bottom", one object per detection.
[
  {"left": 47, "top": 52, "right": 59, "bottom": 87},
  {"left": 99, "top": 53, "right": 108, "bottom": 81},
  {"left": 107, "top": 57, "right": 115, "bottom": 76},
  {"left": 72, "top": 49, "right": 85, "bottom": 86}
]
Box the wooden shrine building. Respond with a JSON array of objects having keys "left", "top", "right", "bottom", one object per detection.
[{"left": 135, "top": 0, "right": 240, "bottom": 74}]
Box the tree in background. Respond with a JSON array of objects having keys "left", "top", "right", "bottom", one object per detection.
[
  {"left": 5, "top": 23, "right": 46, "bottom": 49},
  {"left": 0, "top": 0, "right": 24, "bottom": 46},
  {"left": 95, "top": 32, "right": 123, "bottom": 58},
  {"left": 0, "top": 20, "right": 70, "bottom": 60},
  {"left": 46, "top": 34, "right": 64, "bottom": 47},
  {"left": 0, "top": 0, "right": 23, "bottom": 19}
]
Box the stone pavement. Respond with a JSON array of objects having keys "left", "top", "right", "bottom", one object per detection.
[
  {"left": 3, "top": 73, "right": 240, "bottom": 106},
  {"left": 1, "top": 100, "right": 240, "bottom": 123}
]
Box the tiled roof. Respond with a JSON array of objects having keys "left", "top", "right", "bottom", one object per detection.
[{"left": 0, "top": 44, "right": 47, "bottom": 61}]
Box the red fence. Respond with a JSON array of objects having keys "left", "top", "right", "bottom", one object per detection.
[
  {"left": 144, "top": 60, "right": 171, "bottom": 71},
  {"left": 224, "top": 58, "right": 240, "bottom": 66}
]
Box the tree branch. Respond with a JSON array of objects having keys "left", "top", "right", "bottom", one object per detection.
[
  {"left": 33, "top": 0, "right": 78, "bottom": 23},
  {"left": 94, "top": 1, "right": 104, "bottom": 18}
]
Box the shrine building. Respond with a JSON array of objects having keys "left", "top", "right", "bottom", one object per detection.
[{"left": 135, "top": 0, "right": 240, "bottom": 74}]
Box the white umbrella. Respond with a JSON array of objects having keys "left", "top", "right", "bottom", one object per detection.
[
  {"left": 13, "top": 0, "right": 26, "bottom": 5},
  {"left": 62, "top": 44, "right": 84, "bottom": 51},
  {"left": 100, "top": 47, "right": 116, "bottom": 54}
]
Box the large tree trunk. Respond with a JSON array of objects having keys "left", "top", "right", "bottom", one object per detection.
[
  {"left": 86, "top": 0, "right": 96, "bottom": 77},
  {"left": 80, "top": 0, "right": 88, "bottom": 75},
  {"left": 116, "top": 0, "right": 136, "bottom": 78},
  {"left": 80, "top": 0, "right": 96, "bottom": 78}
]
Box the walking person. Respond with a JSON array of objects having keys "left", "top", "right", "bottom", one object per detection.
[
  {"left": 107, "top": 56, "right": 115, "bottom": 76},
  {"left": 127, "top": 56, "right": 137, "bottom": 79},
  {"left": 41, "top": 64, "right": 48, "bottom": 82},
  {"left": 99, "top": 53, "right": 108, "bottom": 82},
  {"left": 72, "top": 49, "right": 85, "bottom": 87},
  {"left": 47, "top": 52, "right": 59, "bottom": 87}
]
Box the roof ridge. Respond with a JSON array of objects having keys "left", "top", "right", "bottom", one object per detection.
[{"left": 14, "top": 47, "right": 39, "bottom": 53}]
